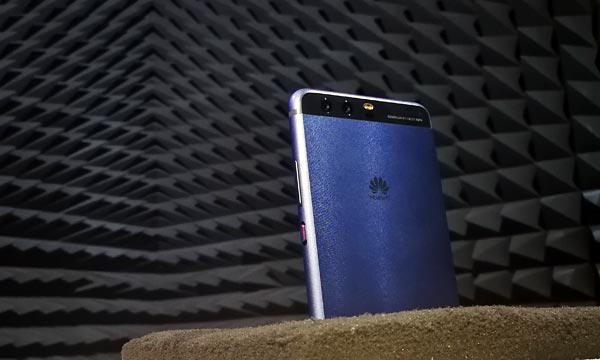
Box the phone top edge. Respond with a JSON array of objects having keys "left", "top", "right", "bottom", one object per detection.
[{"left": 289, "top": 88, "right": 432, "bottom": 129}]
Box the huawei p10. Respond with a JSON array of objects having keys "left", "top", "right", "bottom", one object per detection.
[{"left": 289, "top": 89, "right": 458, "bottom": 319}]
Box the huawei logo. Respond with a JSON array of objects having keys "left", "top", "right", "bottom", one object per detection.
[{"left": 369, "top": 176, "right": 389, "bottom": 200}]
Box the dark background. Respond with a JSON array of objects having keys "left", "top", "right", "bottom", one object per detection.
[{"left": 1, "top": 0, "right": 599, "bottom": 359}]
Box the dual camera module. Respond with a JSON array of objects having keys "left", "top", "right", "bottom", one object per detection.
[
  {"left": 321, "top": 97, "right": 353, "bottom": 115},
  {"left": 306, "top": 93, "right": 428, "bottom": 126}
]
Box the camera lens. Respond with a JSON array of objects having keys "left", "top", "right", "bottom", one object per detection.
[
  {"left": 321, "top": 98, "right": 332, "bottom": 112},
  {"left": 343, "top": 100, "right": 352, "bottom": 114}
]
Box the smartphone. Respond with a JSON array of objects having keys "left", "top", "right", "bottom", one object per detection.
[{"left": 289, "top": 89, "right": 458, "bottom": 319}]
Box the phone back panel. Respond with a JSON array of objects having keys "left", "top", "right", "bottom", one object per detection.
[{"left": 302, "top": 114, "right": 458, "bottom": 318}]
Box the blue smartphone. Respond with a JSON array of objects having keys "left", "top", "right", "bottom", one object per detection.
[{"left": 289, "top": 89, "right": 458, "bottom": 319}]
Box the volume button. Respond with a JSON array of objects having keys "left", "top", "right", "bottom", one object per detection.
[{"left": 295, "top": 160, "right": 302, "bottom": 206}]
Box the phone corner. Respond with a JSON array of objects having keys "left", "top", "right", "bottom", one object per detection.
[
  {"left": 413, "top": 102, "right": 433, "bottom": 129},
  {"left": 289, "top": 88, "right": 315, "bottom": 115}
]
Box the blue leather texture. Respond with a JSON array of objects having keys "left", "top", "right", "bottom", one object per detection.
[{"left": 303, "top": 114, "right": 458, "bottom": 318}]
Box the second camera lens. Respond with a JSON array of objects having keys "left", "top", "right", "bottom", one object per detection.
[
  {"left": 343, "top": 100, "right": 352, "bottom": 114},
  {"left": 321, "top": 98, "right": 332, "bottom": 112}
]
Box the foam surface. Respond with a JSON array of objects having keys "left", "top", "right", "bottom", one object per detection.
[{"left": 122, "top": 306, "right": 600, "bottom": 360}]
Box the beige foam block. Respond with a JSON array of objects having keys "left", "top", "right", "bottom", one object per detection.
[{"left": 122, "top": 306, "right": 600, "bottom": 360}]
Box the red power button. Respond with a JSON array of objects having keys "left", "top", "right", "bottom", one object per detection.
[{"left": 300, "top": 222, "right": 307, "bottom": 245}]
